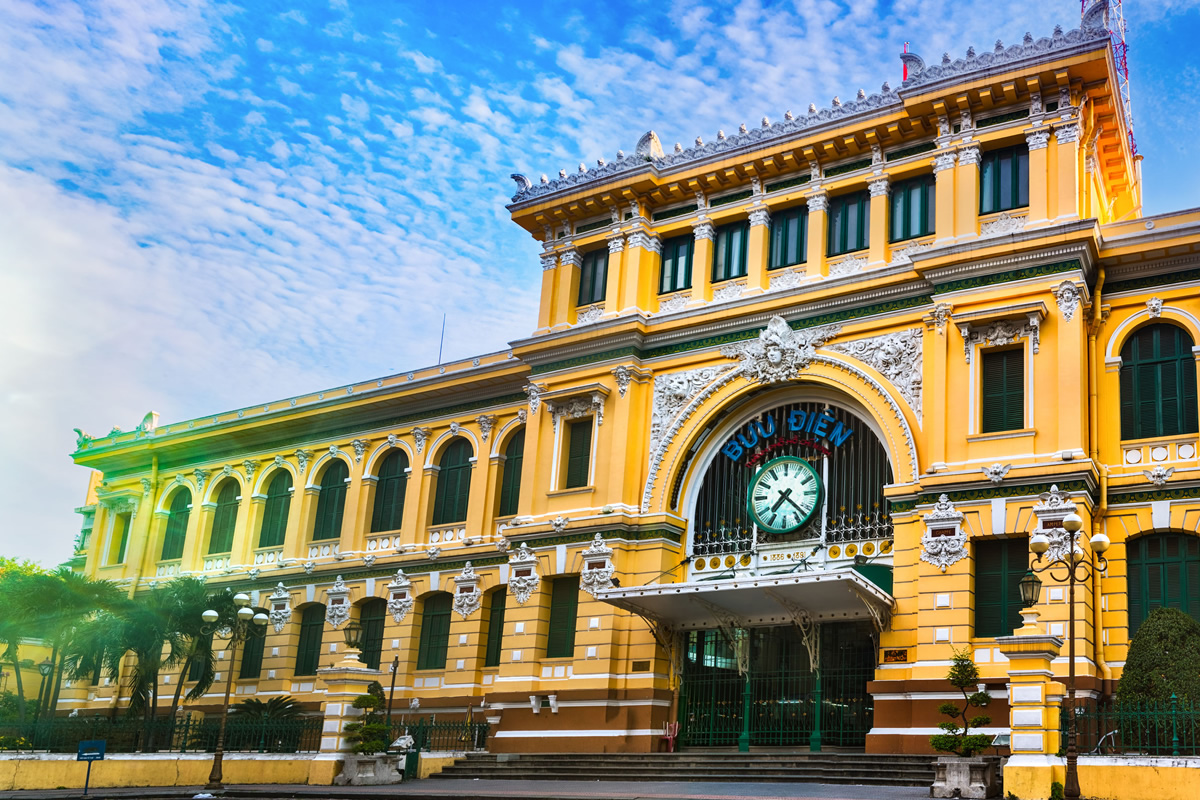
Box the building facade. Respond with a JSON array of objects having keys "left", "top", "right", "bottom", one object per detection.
[{"left": 66, "top": 9, "right": 1200, "bottom": 756}]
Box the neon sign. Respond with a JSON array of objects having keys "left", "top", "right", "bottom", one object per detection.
[{"left": 721, "top": 409, "right": 855, "bottom": 461}]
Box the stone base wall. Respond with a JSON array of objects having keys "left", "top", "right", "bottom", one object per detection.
[
  {"left": 0, "top": 753, "right": 335, "bottom": 790},
  {"left": 1004, "top": 755, "right": 1200, "bottom": 800}
]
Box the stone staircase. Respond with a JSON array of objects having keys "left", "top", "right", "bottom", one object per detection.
[{"left": 431, "top": 751, "right": 937, "bottom": 786}]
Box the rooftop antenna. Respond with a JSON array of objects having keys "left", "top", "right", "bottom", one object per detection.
[
  {"left": 437, "top": 313, "right": 446, "bottom": 364},
  {"left": 1083, "top": 0, "right": 1135, "bottom": 156}
]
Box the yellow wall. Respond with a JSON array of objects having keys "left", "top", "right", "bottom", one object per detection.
[{"left": 0, "top": 754, "right": 332, "bottom": 790}]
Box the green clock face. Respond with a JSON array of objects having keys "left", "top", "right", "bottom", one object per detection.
[{"left": 747, "top": 456, "right": 821, "bottom": 534}]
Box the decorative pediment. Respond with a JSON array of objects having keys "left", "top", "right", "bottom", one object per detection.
[
  {"left": 954, "top": 302, "right": 1047, "bottom": 362},
  {"left": 325, "top": 575, "right": 350, "bottom": 629},
  {"left": 541, "top": 384, "right": 610, "bottom": 432},
  {"left": 452, "top": 561, "right": 482, "bottom": 619},
  {"left": 920, "top": 495, "right": 967, "bottom": 572},
  {"left": 720, "top": 316, "right": 841, "bottom": 384},
  {"left": 386, "top": 569, "right": 414, "bottom": 623},
  {"left": 508, "top": 542, "right": 541, "bottom": 605}
]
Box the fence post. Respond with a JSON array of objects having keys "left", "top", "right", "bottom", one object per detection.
[{"left": 1170, "top": 694, "right": 1179, "bottom": 757}]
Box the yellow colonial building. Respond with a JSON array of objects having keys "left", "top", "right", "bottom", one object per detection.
[{"left": 66, "top": 8, "right": 1200, "bottom": 758}]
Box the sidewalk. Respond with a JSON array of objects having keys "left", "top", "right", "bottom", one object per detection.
[{"left": 0, "top": 778, "right": 931, "bottom": 800}]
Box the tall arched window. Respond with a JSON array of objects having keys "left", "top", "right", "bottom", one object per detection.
[
  {"left": 295, "top": 605, "right": 326, "bottom": 676},
  {"left": 370, "top": 451, "right": 409, "bottom": 533},
  {"left": 416, "top": 593, "right": 453, "bottom": 670},
  {"left": 432, "top": 439, "right": 473, "bottom": 525},
  {"left": 208, "top": 480, "right": 240, "bottom": 554},
  {"left": 1120, "top": 323, "right": 1199, "bottom": 440},
  {"left": 1127, "top": 532, "right": 1200, "bottom": 636},
  {"left": 162, "top": 489, "right": 192, "bottom": 561},
  {"left": 483, "top": 588, "right": 507, "bottom": 667},
  {"left": 313, "top": 460, "right": 350, "bottom": 540},
  {"left": 497, "top": 430, "right": 525, "bottom": 518},
  {"left": 259, "top": 471, "right": 292, "bottom": 548},
  {"left": 359, "top": 598, "right": 387, "bottom": 670},
  {"left": 239, "top": 609, "right": 267, "bottom": 679}
]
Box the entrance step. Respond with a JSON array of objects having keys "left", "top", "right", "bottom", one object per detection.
[{"left": 431, "top": 752, "right": 937, "bottom": 786}]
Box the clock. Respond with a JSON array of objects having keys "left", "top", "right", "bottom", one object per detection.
[{"left": 746, "top": 455, "right": 821, "bottom": 534}]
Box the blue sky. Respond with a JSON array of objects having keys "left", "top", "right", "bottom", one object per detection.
[{"left": 2, "top": 0, "right": 1198, "bottom": 567}]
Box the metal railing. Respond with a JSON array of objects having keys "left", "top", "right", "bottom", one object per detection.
[
  {"left": 388, "top": 717, "right": 489, "bottom": 753},
  {"left": 1067, "top": 696, "right": 1200, "bottom": 757},
  {"left": 0, "top": 714, "right": 322, "bottom": 754}
]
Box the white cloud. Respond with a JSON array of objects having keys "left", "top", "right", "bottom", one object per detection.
[
  {"left": 402, "top": 49, "right": 440, "bottom": 74},
  {"left": 256, "top": 37, "right": 274, "bottom": 52}
]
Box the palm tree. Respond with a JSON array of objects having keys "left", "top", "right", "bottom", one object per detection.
[
  {"left": 0, "top": 561, "right": 47, "bottom": 724},
  {"left": 161, "top": 578, "right": 231, "bottom": 722},
  {"left": 230, "top": 695, "right": 306, "bottom": 720}
]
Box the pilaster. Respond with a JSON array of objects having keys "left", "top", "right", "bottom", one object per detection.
[
  {"left": 1053, "top": 122, "right": 1081, "bottom": 221},
  {"left": 805, "top": 192, "right": 829, "bottom": 277},
  {"left": 954, "top": 145, "right": 980, "bottom": 239},
  {"left": 603, "top": 233, "right": 624, "bottom": 315},
  {"left": 689, "top": 220, "right": 714, "bottom": 303},
  {"left": 933, "top": 151, "right": 957, "bottom": 243},
  {"left": 867, "top": 177, "right": 890, "bottom": 266},
  {"left": 1025, "top": 128, "right": 1052, "bottom": 226},
  {"left": 537, "top": 254, "right": 557, "bottom": 332},
  {"left": 745, "top": 207, "right": 770, "bottom": 293},
  {"left": 621, "top": 231, "right": 660, "bottom": 315},
  {"left": 552, "top": 249, "right": 582, "bottom": 329}
]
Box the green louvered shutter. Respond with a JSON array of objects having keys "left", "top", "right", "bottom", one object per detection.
[
  {"left": 370, "top": 451, "right": 408, "bottom": 533},
  {"left": 975, "top": 538, "right": 1028, "bottom": 638},
  {"left": 546, "top": 577, "right": 580, "bottom": 658},
  {"left": 313, "top": 460, "right": 349, "bottom": 540},
  {"left": 981, "top": 349, "right": 1024, "bottom": 433},
  {"left": 432, "top": 439, "right": 472, "bottom": 525},
  {"left": 484, "top": 590, "right": 507, "bottom": 667},
  {"left": 239, "top": 627, "right": 264, "bottom": 679},
  {"left": 295, "top": 605, "right": 325, "bottom": 676},
  {"left": 259, "top": 471, "right": 292, "bottom": 548},
  {"left": 498, "top": 430, "right": 525, "bottom": 517},
  {"left": 359, "top": 598, "right": 387, "bottom": 670},
  {"left": 162, "top": 490, "right": 191, "bottom": 561},
  {"left": 1119, "top": 363, "right": 1137, "bottom": 439},
  {"left": 417, "top": 594, "right": 452, "bottom": 670},
  {"left": 564, "top": 420, "right": 592, "bottom": 489},
  {"left": 208, "top": 481, "right": 240, "bottom": 554}
]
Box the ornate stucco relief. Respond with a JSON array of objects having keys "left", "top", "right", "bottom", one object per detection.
[{"left": 826, "top": 328, "right": 923, "bottom": 418}]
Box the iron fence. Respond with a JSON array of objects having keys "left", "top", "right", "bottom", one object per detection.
[
  {"left": 1066, "top": 696, "right": 1200, "bottom": 757},
  {"left": 0, "top": 713, "right": 322, "bottom": 754},
  {"left": 388, "top": 716, "right": 489, "bottom": 752}
]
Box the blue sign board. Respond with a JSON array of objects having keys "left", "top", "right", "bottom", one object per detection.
[
  {"left": 77, "top": 740, "right": 105, "bottom": 762},
  {"left": 721, "top": 410, "right": 855, "bottom": 461}
]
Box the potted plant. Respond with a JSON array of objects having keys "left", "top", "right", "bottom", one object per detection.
[
  {"left": 929, "top": 647, "right": 1000, "bottom": 799},
  {"left": 336, "top": 682, "right": 404, "bottom": 785}
]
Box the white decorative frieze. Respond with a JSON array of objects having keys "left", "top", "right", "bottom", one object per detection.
[
  {"left": 768, "top": 269, "right": 805, "bottom": 292},
  {"left": 826, "top": 328, "right": 923, "bottom": 416},
  {"left": 920, "top": 495, "right": 967, "bottom": 573},
  {"left": 650, "top": 364, "right": 735, "bottom": 454},
  {"left": 386, "top": 569, "right": 413, "bottom": 623},
  {"left": 325, "top": 575, "right": 350, "bottom": 630},
  {"left": 712, "top": 281, "right": 746, "bottom": 303},
  {"left": 980, "top": 212, "right": 1027, "bottom": 237},
  {"left": 508, "top": 542, "right": 541, "bottom": 605},
  {"left": 720, "top": 316, "right": 841, "bottom": 385},
  {"left": 575, "top": 304, "right": 605, "bottom": 326},
  {"left": 656, "top": 293, "right": 691, "bottom": 315},
  {"left": 982, "top": 463, "right": 1011, "bottom": 483},
  {"left": 546, "top": 392, "right": 605, "bottom": 432},
  {"left": 1054, "top": 280, "right": 1081, "bottom": 322},
  {"left": 268, "top": 583, "right": 292, "bottom": 633},
  {"left": 452, "top": 561, "right": 482, "bottom": 619},
  {"left": 579, "top": 533, "right": 616, "bottom": 599},
  {"left": 829, "top": 255, "right": 867, "bottom": 276},
  {"left": 889, "top": 240, "right": 933, "bottom": 265},
  {"left": 958, "top": 314, "right": 1040, "bottom": 362}
]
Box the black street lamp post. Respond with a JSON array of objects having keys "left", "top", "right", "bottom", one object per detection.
[
  {"left": 1027, "top": 512, "right": 1109, "bottom": 800},
  {"left": 200, "top": 592, "right": 268, "bottom": 791}
]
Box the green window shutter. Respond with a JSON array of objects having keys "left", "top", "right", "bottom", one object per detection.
[
  {"left": 484, "top": 590, "right": 507, "bottom": 667},
  {"left": 239, "top": 628, "right": 265, "bottom": 679},
  {"left": 295, "top": 605, "right": 325, "bottom": 676},
  {"left": 498, "top": 430, "right": 525, "bottom": 517},
  {"left": 313, "top": 461, "right": 349, "bottom": 540},
  {"left": 975, "top": 538, "right": 1028, "bottom": 638},
  {"left": 660, "top": 235, "right": 693, "bottom": 294},
  {"left": 370, "top": 452, "right": 408, "bottom": 533},
  {"left": 979, "top": 145, "right": 1030, "bottom": 213},
  {"left": 162, "top": 490, "right": 191, "bottom": 560},
  {"left": 890, "top": 175, "right": 936, "bottom": 242},
  {"left": 1119, "top": 364, "right": 1137, "bottom": 439},
  {"left": 769, "top": 206, "right": 807, "bottom": 269},
  {"left": 1121, "top": 324, "right": 1199, "bottom": 439},
  {"left": 259, "top": 471, "right": 292, "bottom": 548},
  {"left": 417, "top": 594, "right": 452, "bottom": 670},
  {"left": 577, "top": 249, "right": 607, "bottom": 306},
  {"left": 1183, "top": 354, "right": 1199, "bottom": 434},
  {"left": 433, "top": 440, "right": 472, "bottom": 525},
  {"left": 546, "top": 577, "right": 580, "bottom": 658},
  {"left": 208, "top": 481, "right": 240, "bottom": 554},
  {"left": 712, "top": 221, "right": 748, "bottom": 282},
  {"left": 564, "top": 420, "right": 593, "bottom": 489},
  {"left": 827, "top": 191, "right": 869, "bottom": 256},
  {"left": 359, "top": 598, "right": 387, "bottom": 670},
  {"left": 981, "top": 349, "right": 1024, "bottom": 433},
  {"left": 114, "top": 514, "right": 130, "bottom": 564}
]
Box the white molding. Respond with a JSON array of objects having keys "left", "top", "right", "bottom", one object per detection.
[
  {"left": 1104, "top": 305, "right": 1200, "bottom": 362},
  {"left": 363, "top": 438, "right": 415, "bottom": 479},
  {"left": 424, "top": 428, "right": 481, "bottom": 468}
]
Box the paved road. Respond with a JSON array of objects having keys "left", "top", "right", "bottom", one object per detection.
[{"left": 0, "top": 779, "right": 932, "bottom": 800}]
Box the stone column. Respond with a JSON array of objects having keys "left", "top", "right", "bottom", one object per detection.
[
  {"left": 805, "top": 192, "right": 829, "bottom": 276},
  {"left": 1025, "top": 128, "right": 1052, "bottom": 226},
  {"left": 602, "top": 233, "right": 624, "bottom": 314},
  {"left": 552, "top": 249, "right": 582, "bottom": 329},
  {"left": 536, "top": 254, "right": 557, "bottom": 332},
  {"left": 932, "top": 151, "right": 957, "bottom": 244},
  {"left": 745, "top": 206, "right": 771, "bottom": 293},
  {"left": 868, "top": 177, "right": 890, "bottom": 266},
  {"left": 689, "top": 219, "right": 714, "bottom": 303},
  {"left": 954, "top": 145, "right": 981, "bottom": 239},
  {"left": 997, "top": 608, "right": 1067, "bottom": 797},
  {"left": 315, "top": 650, "right": 384, "bottom": 781},
  {"left": 1054, "top": 122, "right": 1081, "bottom": 221}
]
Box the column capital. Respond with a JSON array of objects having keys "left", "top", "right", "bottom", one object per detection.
[
  {"left": 540, "top": 254, "right": 558, "bottom": 271},
  {"left": 806, "top": 191, "right": 829, "bottom": 213},
  {"left": 559, "top": 249, "right": 583, "bottom": 269},
  {"left": 1026, "top": 129, "right": 1051, "bottom": 151},
  {"left": 692, "top": 219, "right": 715, "bottom": 241},
  {"left": 607, "top": 234, "right": 626, "bottom": 253},
  {"left": 868, "top": 177, "right": 890, "bottom": 197},
  {"left": 957, "top": 144, "right": 981, "bottom": 166},
  {"left": 748, "top": 206, "right": 771, "bottom": 227},
  {"left": 627, "top": 230, "right": 661, "bottom": 254},
  {"left": 1054, "top": 122, "right": 1080, "bottom": 145},
  {"left": 933, "top": 151, "right": 957, "bottom": 173}
]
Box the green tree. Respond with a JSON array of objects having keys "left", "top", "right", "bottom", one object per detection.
[
  {"left": 160, "top": 578, "right": 230, "bottom": 722},
  {"left": 0, "top": 560, "right": 46, "bottom": 723},
  {"left": 1118, "top": 607, "right": 1200, "bottom": 703},
  {"left": 230, "top": 695, "right": 306, "bottom": 720},
  {"left": 343, "top": 692, "right": 389, "bottom": 754},
  {"left": 930, "top": 647, "right": 993, "bottom": 757}
]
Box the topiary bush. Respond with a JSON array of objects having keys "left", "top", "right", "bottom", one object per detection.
[
  {"left": 343, "top": 693, "right": 389, "bottom": 755},
  {"left": 929, "top": 646, "right": 993, "bottom": 757},
  {"left": 1118, "top": 607, "right": 1200, "bottom": 703}
]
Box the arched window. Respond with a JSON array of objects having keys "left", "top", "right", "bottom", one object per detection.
[
  {"left": 1127, "top": 533, "right": 1200, "bottom": 636},
  {"left": 295, "top": 605, "right": 326, "bottom": 675},
  {"left": 258, "top": 471, "right": 292, "bottom": 548},
  {"left": 208, "top": 480, "right": 240, "bottom": 554},
  {"left": 239, "top": 609, "right": 267, "bottom": 679},
  {"left": 483, "top": 588, "right": 507, "bottom": 668},
  {"left": 1120, "top": 323, "right": 1199, "bottom": 440},
  {"left": 370, "top": 451, "right": 409, "bottom": 533},
  {"left": 416, "top": 593, "right": 453, "bottom": 670},
  {"left": 313, "top": 460, "right": 349, "bottom": 541},
  {"left": 359, "top": 598, "right": 387, "bottom": 670},
  {"left": 162, "top": 489, "right": 192, "bottom": 561},
  {"left": 432, "top": 439, "right": 473, "bottom": 525},
  {"left": 497, "top": 430, "right": 525, "bottom": 518}
]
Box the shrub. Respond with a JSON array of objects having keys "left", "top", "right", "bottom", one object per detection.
[
  {"left": 343, "top": 693, "right": 389, "bottom": 755},
  {"left": 929, "top": 646, "right": 993, "bottom": 757},
  {"left": 0, "top": 736, "right": 30, "bottom": 751},
  {"left": 1117, "top": 607, "right": 1200, "bottom": 703},
  {"left": 1049, "top": 781, "right": 1064, "bottom": 800}
]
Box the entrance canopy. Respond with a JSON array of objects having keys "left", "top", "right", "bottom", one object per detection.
[{"left": 598, "top": 570, "right": 894, "bottom": 630}]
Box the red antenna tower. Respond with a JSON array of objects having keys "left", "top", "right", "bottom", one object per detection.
[{"left": 1083, "top": 0, "right": 1136, "bottom": 156}]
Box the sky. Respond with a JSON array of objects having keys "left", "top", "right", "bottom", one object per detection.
[{"left": 2, "top": 0, "right": 1199, "bottom": 569}]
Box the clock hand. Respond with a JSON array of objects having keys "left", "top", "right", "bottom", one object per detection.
[
  {"left": 771, "top": 488, "right": 793, "bottom": 512},
  {"left": 781, "top": 493, "right": 806, "bottom": 513}
]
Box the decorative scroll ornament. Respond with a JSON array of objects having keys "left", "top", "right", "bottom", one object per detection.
[
  {"left": 427, "top": 546, "right": 441, "bottom": 560},
  {"left": 612, "top": 366, "right": 632, "bottom": 398},
  {"left": 476, "top": 415, "right": 496, "bottom": 442},
  {"left": 350, "top": 439, "right": 368, "bottom": 463},
  {"left": 920, "top": 495, "right": 967, "bottom": 573},
  {"left": 141, "top": 477, "right": 153, "bottom": 495},
  {"left": 579, "top": 533, "right": 616, "bottom": 599},
  {"left": 268, "top": 583, "right": 291, "bottom": 633},
  {"left": 508, "top": 542, "right": 541, "bottom": 605},
  {"left": 73, "top": 428, "right": 94, "bottom": 449},
  {"left": 516, "top": 408, "right": 528, "bottom": 424},
  {"left": 958, "top": 315, "right": 1040, "bottom": 362},
  {"left": 720, "top": 316, "right": 841, "bottom": 385},
  {"left": 650, "top": 364, "right": 735, "bottom": 454},
  {"left": 386, "top": 433, "right": 398, "bottom": 448},
  {"left": 1025, "top": 129, "right": 1051, "bottom": 150},
  {"left": 1054, "top": 280, "right": 1081, "bottom": 322},
  {"left": 930, "top": 303, "right": 953, "bottom": 333},
  {"left": 933, "top": 151, "right": 957, "bottom": 173},
  {"left": 768, "top": 270, "right": 804, "bottom": 292},
  {"left": 827, "top": 328, "right": 923, "bottom": 416},
  {"left": 1143, "top": 466, "right": 1175, "bottom": 487},
  {"left": 575, "top": 305, "right": 605, "bottom": 325},
  {"left": 242, "top": 460, "right": 258, "bottom": 485},
  {"left": 980, "top": 212, "right": 1027, "bottom": 237},
  {"left": 386, "top": 569, "right": 414, "bottom": 623},
  {"left": 829, "top": 255, "right": 867, "bottom": 275},
  {"left": 551, "top": 515, "right": 569, "bottom": 534},
  {"left": 362, "top": 554, "right": 376, "bottom": 567},
  {"left": 274, "top": 454, "right": 286, "bottom": 469},
  {"left": 1147, "top": 297, "right": 1163, "bottom": 318},
  {"left": 194, "top": 469, "right": 210, "bottom": 494},
  {"left": 982, "top": 463, "right": 1011, "bottom": 483},
  {"left": 295, "top": 449, "right": 313, "bottom": 476},
  {"left": 452, "top": 561, "right": 482, "bottom": 619},
  {"left": 712, "top": 281, "right": 746, "bottom": 303},
  {"left": 656, "top": 293, "right": 691, "bottom": 315},
  {"left": 221, "top": 464, "right": 234, "bottom": 478},
  {"left": 547, "top": 393, "right": 605, "bottom": 432},
  {"left": 325, "top": 575, "right": 350, "bottom": 629},
  {"left": 303, "top": 561, "right": 316, "bottom": 575},
  {"left": 411, "top": 427, "right": 431, "bottom": 454},
  {"left": 889, "top": 240, "right": 932, "bottom": 265},
  {"left": 1032, "top": 484, "right": 1079, "bottom": 563},
  {"left": 525, "top": 383, "right": 544, "bottom": 414},
  {"left": 448, "top": 421, "right": 460, "bottom": 436}
]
